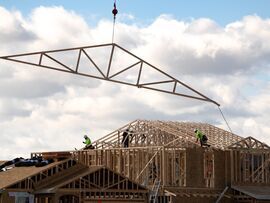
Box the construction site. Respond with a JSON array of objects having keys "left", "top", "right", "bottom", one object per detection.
[
  {"left": 0, "top": 1, "right": 270, "bottom": 203},
  {"left": 0, "top": 119, "right": 270, "bottom": 203}
]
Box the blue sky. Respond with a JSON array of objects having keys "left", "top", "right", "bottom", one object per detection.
[{"left": 1, "top": 0, "right": 270, "bottom": 25}]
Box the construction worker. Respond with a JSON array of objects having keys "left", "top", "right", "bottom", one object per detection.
[
  {"left": 83, "top": 135, "right": 94, "bottom": 150},
  {"left": 194, "top": 129, "right": 210, "bottom": 147},
  {"left": 122, "top": 129, "right": 130, "bottom": 148},
  {"left": 121, "top": 128, "right": 134, "bottom": 148}
]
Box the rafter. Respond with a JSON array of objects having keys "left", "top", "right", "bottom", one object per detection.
[
  {"left": 0, "top": 43, "right": 220, "bottom": 106},
  {"left": 228, "top": 136, "right": 270, "bottom": 150},
  {"left": 90, "top": 120, "right": 243, "bottom": 150}
]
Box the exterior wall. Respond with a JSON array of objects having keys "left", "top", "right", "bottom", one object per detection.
[
  {"left": 75, "top": 147, "right": 186, "bottom": 188},
  {"left": 214, "top": 150, "right": 231, "bottom": 188},
  {"left": 186, "top": 148, "right": 231, "bottom": 189},
  {"left": 186, "top": 147, "right": 206, "bottom": 188}
]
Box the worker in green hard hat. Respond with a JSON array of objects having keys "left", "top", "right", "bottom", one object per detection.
[
  {"left": 194, "top": 129, "right": 210, "bottom": 147},
  {"left": 83, "top": 135, "right": 94, "bottom": 150}
]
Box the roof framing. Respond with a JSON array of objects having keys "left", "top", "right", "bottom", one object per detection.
[
  {"left": 3, "top": 159, "right": 77, "bottom": 191},
  {"left": 92, "top": 120, "right": 243, "bottom": 150},
  {"left": 228, "top": 136, "right": 270, "bottom": 150}
]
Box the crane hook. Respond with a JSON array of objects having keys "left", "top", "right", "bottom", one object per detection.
[{"left": 112, "top": 2, "right": 118, "bottom": 20}]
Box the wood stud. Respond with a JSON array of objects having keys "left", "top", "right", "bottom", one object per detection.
[{"left": 4, "top": 120, "right": 270, "bottom": 202}]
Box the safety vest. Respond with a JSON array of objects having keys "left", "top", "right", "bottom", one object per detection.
[
  {"left": 84, "top": 137, "right": 91, "bottom": 145},
  {"left": 195, "top": 130, "right": 203, "bottom": 140}
]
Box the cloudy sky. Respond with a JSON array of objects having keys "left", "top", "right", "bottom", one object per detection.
[{"left": 0, "top": 1, "right": 270, "bottom": 159}]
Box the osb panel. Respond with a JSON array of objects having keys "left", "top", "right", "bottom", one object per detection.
[
  {"left": 0, "top": 161, "right": 63, "bottom": 189},
  {"left": 224, "top": 151, "right": 231, "bottom": 186},
  {"left": 214, "top": 150, "right": 227, "bottom": 188},
  {"left": 186, "top": 148, "right": 205, "bottom": 187}
]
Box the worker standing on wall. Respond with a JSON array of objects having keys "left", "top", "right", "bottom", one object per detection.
[
  {"left": 83, "top": 135, "right": 95, "bottom": 149},
  {"left": 121, "top": 128, "right": 135, "bottom": 148},
  {"left": 194, "top": 129, "right": 210, "bottom": 147},
  {"left": 122, "top": 129, "right": 130, "bottom": 148}
]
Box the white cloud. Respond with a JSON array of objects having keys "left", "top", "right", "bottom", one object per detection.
[
  {"left": 26, "top": 6, "right": 91, "bottom": 48},
  {"left": 130, "top": 15, "right": 270, "bottom": 76},
  {"left": 0, "top": 6, "right": 270, "bottom": 159}
]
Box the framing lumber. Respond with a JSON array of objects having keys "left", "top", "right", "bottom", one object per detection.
[
  {"left": 91, "top": 120, "right": 243, "bottom": 150},
  {"left": 228, "top": 137, "right": 270, "bottom": 150},
  {"left": 230, "top": 149, "right": 270, "bottom": 185},
  {"left": 2, "top": 120, "right": 270, "bottom": 203},
  {"left": 0, "top": 43, "right": 219, "bottom": 106},
  {"left": 215, "top": 186, "right": 229, "bottom": 203}
]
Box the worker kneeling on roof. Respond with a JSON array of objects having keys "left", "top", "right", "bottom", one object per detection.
[
  {"left": 194, "top": 129, "right": 210, "bottom": 147},
  {"left": 83, "top": 135, "right": 95, "bottom": 150}
]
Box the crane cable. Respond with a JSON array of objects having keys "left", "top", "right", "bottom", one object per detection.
[
  {"left": 112, "top": 0, "right": 118, "bottom": 43},
  {"left": 218, "top": 106, "right": 233, "bottom": 134},
  {"left": 110, "top": 0, "right": 233, "bottom": 136}
]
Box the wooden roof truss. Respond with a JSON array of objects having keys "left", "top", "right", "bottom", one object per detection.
[
  {"left": 0, "top": 43, "right": 219, "bottom": 106},
  {"left": 6, "top": 164, "right": 148, "bottom": 202},
  {"left": 228, "top": 136, "right": 270, "bottom": 150},
  {"left": 60, "top": 166, "right": 148, "bottom": 201},
  {"left": 92, "top": 120, "right": 243, "bottom": 150},
  {"left": 6, "top": 159, "right": 77, "bottom": 192}
]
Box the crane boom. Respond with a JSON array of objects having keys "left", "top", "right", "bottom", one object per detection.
[{"left": 0, "top": 43, "right": 220, "bottom": 106}]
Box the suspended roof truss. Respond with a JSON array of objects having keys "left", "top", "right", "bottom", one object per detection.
[{"left": 0, "top": 43, "right": 219, "bottom": 106}]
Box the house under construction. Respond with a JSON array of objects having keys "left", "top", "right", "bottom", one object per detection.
[
  {"left": 0, "top": 41, "right": 269, "bottom": 203},
  {"left": 1, "top": 119, "right": 270, "bottom": 203},
  {"left": 1, "top": 0, "right": 269, "bottom": 200}
]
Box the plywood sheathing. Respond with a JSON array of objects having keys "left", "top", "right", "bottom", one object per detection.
[
  {"left": 0, "top": 160, "right": 66, "bottom": 189},
  {"left": 186, "top": 148, "right": 205, "bottom": 187},
  {"left": 214, "top": 150, "right": 228, "bottom": 188}
]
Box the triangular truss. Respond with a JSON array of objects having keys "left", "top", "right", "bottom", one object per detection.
[
  {"left": 5, "top": 162, "right": 148, "bottom": 201},
  {"left": 5, "top": 161, "right": 146, "bottom": 193},
  {"left": 0, "top": 43, "right": 219, "bottom": 106},
  {"left": 60, "top": 166, "right": 146, "bottom": 191},
  {"left": 92, "top": 120, "right": 198, "bottom": 149},
  {"left": 228, "top": 136, "right": 270, "bottom": 150},
  {"left": 92, "top": 120, "right": 243, "bottom": 150}
]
